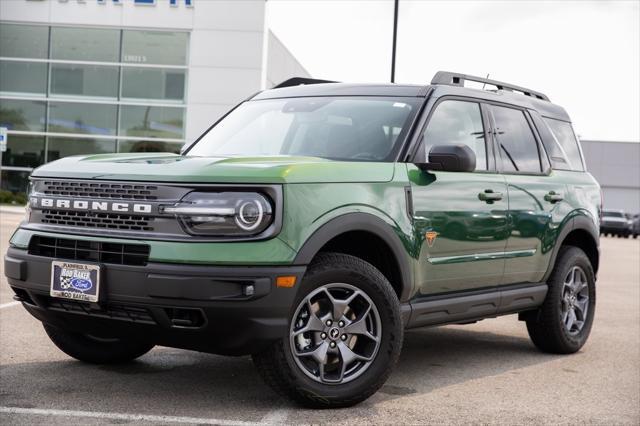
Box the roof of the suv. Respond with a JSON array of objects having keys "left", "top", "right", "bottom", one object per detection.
[{"left": 253, "top": 73, "right": 571, "bottom": 122}]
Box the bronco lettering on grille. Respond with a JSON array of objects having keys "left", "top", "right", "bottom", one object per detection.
[{"left": 31, "top": 197, "right": 153, "bottom": 214}]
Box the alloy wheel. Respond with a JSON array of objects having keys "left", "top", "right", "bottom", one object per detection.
[
  {"left": 289, "top": 283, "right": 382, "bottom": 384},
  {"left": 561, "top": 266, "right": 590, "bottom": 335}
]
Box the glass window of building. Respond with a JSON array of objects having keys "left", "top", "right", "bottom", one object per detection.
[
  {"left": 0, "top": 23, "right": 49, "bottom": 59},
  {"left": 47, "top": 137, "right": 116, "bottom": 162},
  {"left": 0, "top": 61, "right": 48, "bottom": 94},
  {"left": 0, "top": 135, "right": 45, "bottom": 168},
  {"left": 119, "top": 105, "right": 184, "bottom": 139},
  {"left": 0, "top": 99, "right": 46, "bottom": 132},
  {"left": 50, "top": 64, "right": 119, "bottom": 98},
  {"left": 119, "top": 140, "right": 183, "bottom": 154},
  {"left": 48, "top": 102, "right": 117, "bottom": 136},
  {"left": 50, "top": 27, "right": 120, "bottom": 62},
  {"left": 122, "top": 30, "right": 188, "bottom": 65},
  {"left": 0, "top": 24, "right": 189, "bottom": 197},
  {"left": 121, "top": 68, "right": 185, "bottom": 101},
  {"left": 1, "top": 170, "right": 31, "bottom": 195}
]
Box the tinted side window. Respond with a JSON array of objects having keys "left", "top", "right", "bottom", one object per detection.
[
  {"left": 422, "top": 100, "right": 487, "bottom": 170},
  {"left": 491, "top": 106, "right": 541, "bottom": 173},
  {"left": 543, "top": 118, "right": 584, "bottom": 171}
]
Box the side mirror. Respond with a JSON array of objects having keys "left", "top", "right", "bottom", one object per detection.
[{"left": 416, "top": 144, "right": 476, "bottom": 173}]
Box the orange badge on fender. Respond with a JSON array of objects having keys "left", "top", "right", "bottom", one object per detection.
[{"left": 425, "top": 231, "right": 438, "bottom": 248}]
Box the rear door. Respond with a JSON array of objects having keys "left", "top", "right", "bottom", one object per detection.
[
  {"left": 408, "top": 98, "right": 509, "bottom": 296},
  {"left": 488, "top": 104, "right": 568, "bottom": 285}
]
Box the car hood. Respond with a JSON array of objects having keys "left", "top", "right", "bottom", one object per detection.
[{"left": 31, "top": 153, "right": 395, "bottom": 184}]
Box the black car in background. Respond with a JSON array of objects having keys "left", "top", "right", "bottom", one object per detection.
[{"left": 600, "top": 210, "right": 633, "bottom": 237}]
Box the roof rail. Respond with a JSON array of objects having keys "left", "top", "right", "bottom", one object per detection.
[
  {"left": 273, "top": 77, "right": 338, "bottom": 89},
  {"left": 431, "top": 71, "right": 549, "bottom": 101}
]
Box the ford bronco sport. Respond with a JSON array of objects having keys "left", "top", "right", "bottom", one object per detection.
[{"left": 4, "top": 72, "right": 601, "bottom": 408}]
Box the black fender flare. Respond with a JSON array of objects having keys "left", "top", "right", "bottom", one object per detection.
[
  {"left": 542, "top": 214, "right": 600, "bottom": 282},
  {"left": 293, "top": 213, "right": 414, "bottom": 302}
]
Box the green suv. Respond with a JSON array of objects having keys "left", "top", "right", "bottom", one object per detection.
[{"left": 4, "top": 72, "right": 601, "bottom": 408}]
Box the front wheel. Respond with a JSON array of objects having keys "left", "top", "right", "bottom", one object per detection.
[
  {"left": 44, "top": 323, "right": 154, "bottom": 364},
  {"left": 526, "top": 246, "right": 595, "bottom": 354},
  {"left": 252, "top": 253, "right": 403, "bottom": 408}
]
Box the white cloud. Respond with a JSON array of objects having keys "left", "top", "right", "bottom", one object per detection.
[{"left": 267, "top": 0, "right": 639, "bottom": 142}]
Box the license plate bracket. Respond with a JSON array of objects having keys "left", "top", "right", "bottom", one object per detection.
[{"left": 50, "top": 261, "right": 101, "bottom": 303}]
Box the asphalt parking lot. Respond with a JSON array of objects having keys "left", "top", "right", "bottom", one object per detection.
[{"left": 1, "top": 209, "right": 638, "bottom": 425}]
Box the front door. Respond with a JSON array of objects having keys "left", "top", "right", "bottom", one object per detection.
[{"left": 409, "top": 99, "right": 509, "bottom": 296}]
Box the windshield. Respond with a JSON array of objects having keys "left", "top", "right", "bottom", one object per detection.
[{"left": 186, "top": 97, "right": 421, "bottom": 161}]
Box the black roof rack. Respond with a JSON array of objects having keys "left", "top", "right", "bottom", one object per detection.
[
  {"left": 273, "top": 77, "right": 338, "bottom": 89},
  {"left": 431, "top": 71, "right": 549, "bottom": 101}
]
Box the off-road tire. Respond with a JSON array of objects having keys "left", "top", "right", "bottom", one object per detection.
[
  {"left": 44, "top": 323, "right": 154, "bottom": 364},
  {"left": 252, "top": 252, "right": 403, "bottom": 408},
  {"left": 526, "top": 246, "right": 596, "bottom": 354}
]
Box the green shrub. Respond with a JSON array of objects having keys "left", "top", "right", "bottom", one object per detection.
[{"left": 0, "top": 190, "right": 27, "bottom": 205}]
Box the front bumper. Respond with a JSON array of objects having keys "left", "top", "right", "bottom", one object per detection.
[{"left": 5, "top": 247, "right": 306, "bottom": 356}]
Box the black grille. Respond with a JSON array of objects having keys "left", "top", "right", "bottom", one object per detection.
[
  {"left": 42, "top": 180, "right": 159, "bottom": 200},
  {"left": 46, "top": 298, "right": 155, "bottom": 324},
  {"left": 41, "top": 209, "right": 154, "bottom": 231},
  {"left": 29, "top": 236, "right": 150, "bottom": 266}
]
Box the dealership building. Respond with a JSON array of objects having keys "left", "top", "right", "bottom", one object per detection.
[{"left": 0, "top": 0, "right": 308, "bottom": 194}]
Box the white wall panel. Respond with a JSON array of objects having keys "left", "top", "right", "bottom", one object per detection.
[
  {"left": 0, "top": 0, "right": 51, "bottom": 23},
  {"left": 189, "top": 29, "right": 262, "bottom": 69},
  {"left": 122, "top": 0, "right": 193, "bottom": 30},
  {"left": 266, "top": 30, "right": 310, "bottom": 87},
  {"left": 49, "top": 1, "right": 124, "bottom": 27},
  {"left": 185, "top": 103, "right": 232, "bottom": 142},
  {"left": 192, "top": 0, "right": 264, "bottom": 31},
  {"left": 187, "top": 67, "right": 260, "bottom": 105}
]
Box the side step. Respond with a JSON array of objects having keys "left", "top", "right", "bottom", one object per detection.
[{"left": 406, "top": 283, "right": 547, "bottom": 329}]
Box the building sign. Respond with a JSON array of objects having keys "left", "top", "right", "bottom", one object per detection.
[
  {"left": 0, "top": 127, "right": 7, "bottom": 153},
  {"left": 56, "top": 0, "right": 193, "bottom": 7}
]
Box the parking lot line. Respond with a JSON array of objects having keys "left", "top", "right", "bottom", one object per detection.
[
  {"left": 0, "top": 406, "right": 272, "bottom": 425},
  {"left": 0, "top": 301, "right": 20, "bottom": 310}
]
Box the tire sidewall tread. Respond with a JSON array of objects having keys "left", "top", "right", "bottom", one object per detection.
[{"left": 252, "top": 252, "right": 403, "bottom": 408}]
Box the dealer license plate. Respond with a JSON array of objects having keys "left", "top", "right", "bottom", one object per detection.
[{"left": 50, "top": 261, "right": 101, "bottom": 303}]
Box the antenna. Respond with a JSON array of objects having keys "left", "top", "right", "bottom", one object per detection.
[{"left": 482, "top": 73, "right": 490, "bottom": 90}]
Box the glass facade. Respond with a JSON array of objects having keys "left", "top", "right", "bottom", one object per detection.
[{"left": 0, "top": 23, "right": 188, "bottom": 195}]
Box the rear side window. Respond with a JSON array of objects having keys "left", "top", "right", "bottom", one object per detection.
[
  {"left": 543, "top": 118, "right": 584, "bottom": 171},
  {"left": 491, "top": 105, "right": 541, "bottom": 173},
  {"left": 422, "top": 100, "right": 487, "bottom": 171}
]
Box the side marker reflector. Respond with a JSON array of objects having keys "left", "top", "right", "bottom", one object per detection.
[{"left": 276, "top": 276, "right": 297, "bottom": 288}]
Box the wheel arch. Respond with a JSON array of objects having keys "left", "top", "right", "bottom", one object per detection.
[
  {"left": 543, "top": 214, "right": 600, "bottom": 282},
  {"left": 293, "top": 213, "right": 413, "bottom": 302}
]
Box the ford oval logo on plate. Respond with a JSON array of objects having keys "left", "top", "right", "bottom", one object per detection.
[{"left": 70, "top": 277, "right": 93, "bottom": 292}]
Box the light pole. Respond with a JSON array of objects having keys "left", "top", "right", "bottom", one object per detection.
[{"left": 391, "top": 0, "right": 399, "bottom": 83}]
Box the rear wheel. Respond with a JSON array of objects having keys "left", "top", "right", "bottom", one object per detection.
[
  {"left": 44, "top": 323, "right": 154, "bottom": 364},
  {"left": 252, "top": 253, "right": 403, "bottom": 408},
  {"left": 526, "top": 246, "right": 595, "bottom": 354}
]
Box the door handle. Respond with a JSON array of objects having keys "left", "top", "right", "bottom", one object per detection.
[
  {"left": 478, "top": 189, "right": 503, "bottom": 203},
  {"left": 544, "top": 191, "right": 563, "bottom": 203}
]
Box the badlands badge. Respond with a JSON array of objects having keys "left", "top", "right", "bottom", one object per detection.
[{"left": 425, "top": 231, "right": 438, "bottom": 248}]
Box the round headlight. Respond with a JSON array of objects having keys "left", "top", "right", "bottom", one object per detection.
[
  {"left": 236, "top": 200, "right": 264, "bottom": 231},
  {"left": 163, "top": 191, "right": 273, "bottom": 237}
]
